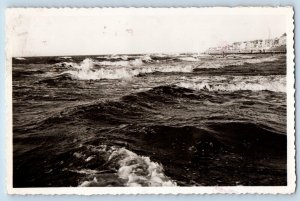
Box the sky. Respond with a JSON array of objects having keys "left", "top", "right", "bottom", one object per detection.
[{"left": 7, "top": 8, "right": 289, "bottom": 57}]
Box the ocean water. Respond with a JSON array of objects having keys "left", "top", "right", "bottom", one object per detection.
[{"left": 12, "top": 53, "right": 287, "bottom": 187}]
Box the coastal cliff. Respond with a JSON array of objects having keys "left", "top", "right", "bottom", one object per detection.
[{"left": 205, "top": 33, "right": 286, "bottom": 55}]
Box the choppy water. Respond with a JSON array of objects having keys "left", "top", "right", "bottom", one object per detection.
[{"left": 13, "top": 53, "right": 287, "bottom": 187}]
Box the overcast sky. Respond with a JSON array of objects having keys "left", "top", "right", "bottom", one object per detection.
[{"left": 7, "top": 8, "right": 290, "bottom": 56}]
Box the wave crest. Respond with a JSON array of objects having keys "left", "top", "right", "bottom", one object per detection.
[
  {"left": 63, "top": 58, "right": 193, "bottom": 80},
  {"left": 109, "top": 147, "right": 176, "bottom": 186},
  {"left": 176, "top": 76, "right": 285, "bottom": 92},
  {"left": 195, "top": 56, "right": 279, "bottom": 69},
  {"left": 79, "top": 145, "right": 176, "bottom": 187}
]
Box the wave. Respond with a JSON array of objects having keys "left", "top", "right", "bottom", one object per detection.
[
  {"left": 94, "top": 59, "right": 144, "bottom": 67},
  {"left": 56, "top": 61, "right": 77, "bottom": 68},
  {"left": 155, "top": 65, "right": 193, "bottom": 73},
  {"left": 53, "top": 55, "right": 281, "bottom": 80},
  {"left": 59, "top": 56, "right": 73, "bottom": 60},
  {"left": 78, "top": 145, "right": 176, "bottom": 187},
  {"left": 96, "top": 55, "right": 152, "bottom": 62},
  {"left": 28, "top": 79, "right": 284, "bottom": 131},
  {"left": 205, "top": 121, "right": 286, "bottom": 156},
  {"left": 35, "top": 73, "right": 75, "bottom": 86},
  {"left": 75, "top": 123, "right": 285, "bottom": 187},
  {"left": 62, "top": 58, "right": 193, "bottom": 80},
  {"left": 96, "top": 55, "right": 128, "bottom": 61},
  {"left": 122, "top": 85, "right": 201, "bottom": 102},
  {"left": 26, "top": 85, "right": 199, "bottom": 130},
  {"left": 135, "top": 122, "right": 285, "bottom": 156},
  {"left": 195, "top": 55, "right": 279, "bottom": 69},
  {"left": 67, "top": 67, "right": 137, "bottom": 80},
  {"left": 176, "top": 76, "right": 285, "bottom": 92},
  {"left": 108, "top": 147, "right": 176, "bottom": 186},
  {"left": 15, "top": 57, "right": 26, "bottom": 60},
  {"left": 30, "top": 97, "right": 155, "bottom": 130},
  {"left": 179, "top": 57, "right": 200, "bottom": 62},
  {"left": 243, "top": 56, "right": 278, "bottom": 64},
  {"left": 24, "top": 78, "right": 285, "bottom": 136}
]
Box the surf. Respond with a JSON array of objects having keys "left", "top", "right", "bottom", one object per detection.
[
  {"left": 57, "top": 58, "right": 194, "bottom": 80},
  {"left": 76, "top": 145, "right": 176, "bottom": 187},
  {"left": 176, "top": 75, "right": 285, "bottom": 92}
]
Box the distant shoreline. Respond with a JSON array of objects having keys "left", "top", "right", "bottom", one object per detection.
[
  {"left": 206, "top": 51, "right": 286, "bottom": 55},
  {"left": 12, "top": 52, "right": 286, "bottom": 59}
]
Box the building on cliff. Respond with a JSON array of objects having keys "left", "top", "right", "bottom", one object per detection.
[{"left": 205, "top": 33, "right": 286, "bottom": 54}]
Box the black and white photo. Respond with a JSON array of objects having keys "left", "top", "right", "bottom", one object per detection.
[{"left": 6, "top": 7, "right": 295, "bottom": 194}]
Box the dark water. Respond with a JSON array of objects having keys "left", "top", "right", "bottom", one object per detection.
[{"left": 13, "top": 53, "right": 287, "bottom": 187}]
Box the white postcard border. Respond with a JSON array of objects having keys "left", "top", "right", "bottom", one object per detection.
[{"left": 5, "top": 7, "right": 295, "bottom": 195}]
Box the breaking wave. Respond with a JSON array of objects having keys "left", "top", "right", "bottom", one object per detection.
[
  {"left": 60, "top": 58, "right": 193, "bottom": 80},
  {"left": 179, "top": 57, "right": 200, "bottom": 62},
  {"left": 195, "top": 56, "right": 279, "bottom": 69},
  {"left": 15, "top": 57, "right": 26, "bottom": 60},
  {"left": 59, "top": 56, "right": 73, "bottom": 59},
  {"left": 55, "top": 61, "right": 77, "bottom": 68},
  {"left": 78, "top": 145, "right": 176, "bottom": 187},
  {"left": 94, "top": 59, "right": 144, "bottom": 67},
  {"left": 53, "top": 55, "right": 281, "bottom": 80},
  {"left": 243, "top": 56, "right": 278, "bottom": 64},
  {"left": 176, "top": 76, "right": 285, "bottom": 92}
]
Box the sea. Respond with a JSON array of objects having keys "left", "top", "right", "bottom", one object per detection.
[{"left": 12, "top": 53, "right": 287, "bottom": 187}]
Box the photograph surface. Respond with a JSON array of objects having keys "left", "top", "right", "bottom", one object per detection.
[{"left": 6, "top": 7, "right": 295, "bottom": 194}]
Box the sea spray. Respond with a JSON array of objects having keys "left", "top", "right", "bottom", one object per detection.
[
  {"left": 63, "top": 58, "right": 194, "bottom": 80},
  {"left": 79, "top": 145, "right": 176, "bottom": 187},
  {"left": 176, "top": 75, "right": 285, "bottom": 92}
]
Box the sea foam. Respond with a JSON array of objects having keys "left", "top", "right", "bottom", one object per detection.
[
  {"left": 109, "top": 147, "right": 176, "bottom": 187},
  {"left": 64, "top": 58, "right": 193, "bottom": 80},
  {"left": 15, "top": 57, "right": 26, "bottom": 60},
  {"left": 79, "top": 145, "right": 176, "bottom": 187},
  {"left": 195, "top": 55, "right": 279, "bottom": 69},
  {"left": 176, "top": 75, "right": 286, "bottom": 92}
]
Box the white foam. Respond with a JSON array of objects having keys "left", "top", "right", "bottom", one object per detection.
[
  {"left": 78, "top": 146, "right": 176, "bottom": 187},
  {"left": 176, "top": 75, "right": 286, "bottom": 93},
  {"left": 156, "top": 65, "right": 193, "bottom": 73},
  {"left": 67, "top": 67, "right": 135, "bottom": 80},
  {"left": 56, "top": 61, "right": 77, "bottom": 67},
  {"left": 59, "top": 56, "right": 72, "bottom": 59},
  {"left": 80, "top": 177, "right": 99, "bottom": 187},
  {"left": 195, "top": 59, "right": 243, "bottom": 69},
  {"left": 195, "top": 56, "right": 279, "bottom": 69},
  {"left": 110, "top": 55, "right": 129, "bottom": 60},
  {"left": 94, "top": 55, "right": 153, "bottom": 67},
  {"left": 15, "top": 57, "right": 26, "bottom": 60},
  {"left": 179, "top": 57, "right": 200, "bottom": 62},
  {"left": 95, "top": 59, "right": 141, "bottom": 67},
  {"left": 69, "top": 169, "right": 100, "bottom": 175},
  {"left": 73, "top": 152, "right": 84, "bottom": 158},
  {"left": 85, "top": 156, "right": 95, "bottom": 162},
  {"left": 65, "top": 58, "right": 193, "bottom": 80},
  {"left": 243, "top": 56, "right": 278, "bottom": 64},
  {"left": 108, "top": 147, "right": 176, "bottom": 187},
  {"left": 141, "top": 55, "right": 152, "bottom": 62}
]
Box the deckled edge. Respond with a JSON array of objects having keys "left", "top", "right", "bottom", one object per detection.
[
  {"left": 5, "top": 7, "right": 13, "bottom": 196},
  {"left": 5, "top": 7, "right": 296, "bottom": 195}
]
